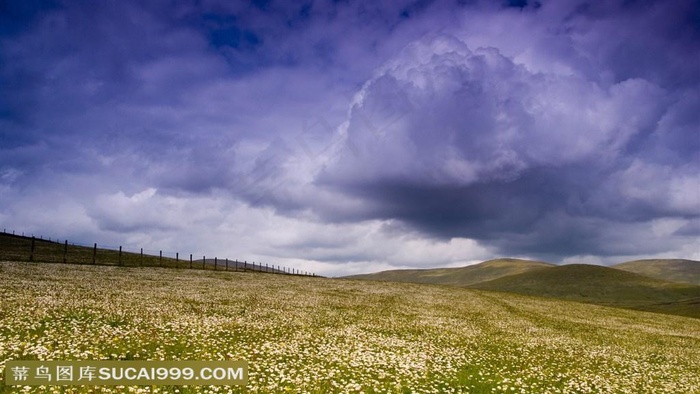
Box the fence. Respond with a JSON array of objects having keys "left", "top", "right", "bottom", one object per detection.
[{"left": 0, "top": 229, "right": 317, "bottom": 277}]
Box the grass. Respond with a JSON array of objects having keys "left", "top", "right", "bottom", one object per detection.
[
  {"left": 613, "top": 259, "right": 700, "bottom": 286},
  {"left": 0, "top": 232, "right": 295, "bottom": 274},
  {"left": 468, "top": 264, "right": 700, "bottom": 318},
  {"left": 345, "top": 258, "right": 700, "bottom": 319},
  {"left": 343, "top": 258, "right": 554, "bottom": 286},
  {"left": 1, "top": 261, "right": 700, "bottom": 393}
]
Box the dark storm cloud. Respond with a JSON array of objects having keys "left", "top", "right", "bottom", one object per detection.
[
  {"left": 0, "top": 0, "right": 221, "bottom": 186},
  {"left": 568, "top": 0, "right": 700, "bottom": 88},
  {"left": 0, "top": 0, "right": 442, "bottom": 250},
  {"left": 0, "top": 0, "right": 432, "bottom": 193},
  {"left": 317, "top": 0, "right": 700, "bottom": 259}
]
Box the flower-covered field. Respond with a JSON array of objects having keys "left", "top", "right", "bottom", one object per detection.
[{"left": 1, "top": 261, "right": 699, "bottom": 393}]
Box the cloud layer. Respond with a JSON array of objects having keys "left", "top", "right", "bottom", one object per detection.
[
  {"left": 1, "top": 0, "right": 698, "bottom": 275},
  {"left": 318, "top": 28, "right": 699, "bottom": 260}
]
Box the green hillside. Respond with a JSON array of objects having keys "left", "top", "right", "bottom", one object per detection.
[
  {"left": 1, "top": 261, "right": 699, "bottom": 393},
  {"left": 344, "top": 258, "right": 554, "bottom": 286},
  {"left": 613, "top": 259, "right": 700, "bottom": 285},
  {"left": 468, "top": 264, "right": 700, "bottom": 318}
]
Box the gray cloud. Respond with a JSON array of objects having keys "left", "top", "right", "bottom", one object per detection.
[
  {"left": 1, "top": 0, "right": 698, "bottom": 275},
  {"left": 315, "top": 2, "right": 700, "bottom": 260}
]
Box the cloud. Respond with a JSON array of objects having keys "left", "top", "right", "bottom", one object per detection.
[
  {"left": 323, "top": 35, "right": 666, "bottom": 184},
  {"left": 91, "top": 188, "right": 194, "bottom": 233},
  {"left": 1, "top": 0, "right": 698, "bottom": 275},
  {"left": 314, "top": 3, "right": 699, "bottom": 260}
]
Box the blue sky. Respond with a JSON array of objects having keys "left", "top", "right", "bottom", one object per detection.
[{"left": 1, "top": 0, "right": 698, "bottom": 276}]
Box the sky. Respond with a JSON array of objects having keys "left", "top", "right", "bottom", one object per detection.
[{"left": 1, "top": 0, "right": 698, "bottom": 277}]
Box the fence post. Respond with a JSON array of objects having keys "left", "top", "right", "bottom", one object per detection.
[
  {"left": 189, "top": 254, "right": 192, "bottom": 269},
  {"left": 140, "top": 248, "right": 143, "bottom": 267},
  {"left": 176, "top": 252, "right": 179, "bottom": 268},
  {"left": 203, "top": 256, "right": 206, "bottom": 269},
  {"left": 244, "top": 260, "right": 247, "bottom": 271},
  {"left": 29, "top": 236, "right": 35, "bottom": 262},
  {"left": 266, "top": 263, "right": 268, "bottom": 273},
  {"left": 159, "top": 251, "right": 162, "bottom": 267},
  {"left": 226, "top": 258, "right": 229, "bottom": 271},
  {"left": 214, "top": 257, "right": 217, "bottom": 270},
  {"left": 63, "top": 240, "right": 68, "bottom": 263},
  {"left": 92, "top": 243, "right": 97, "bottom": 264},
  {"left": 235, "top": 259, "right": 238, "bottom": 271},
  {"left": 119, "top": 246, "right": 122, "bottom": 266}
]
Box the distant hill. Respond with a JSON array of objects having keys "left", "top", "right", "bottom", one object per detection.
[
  {"left": 613, "top": 259, "right": 700, "bottom": 285},
  {"left": 468, "top": 264, "right": 700, "bottom": 318},
  {"left": 344, "top": 258, "right": 554, "bottom": 286}
]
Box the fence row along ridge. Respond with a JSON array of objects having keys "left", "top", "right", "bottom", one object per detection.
[{"left": 0, "top": 229, "right": 317, "bottom": 277}]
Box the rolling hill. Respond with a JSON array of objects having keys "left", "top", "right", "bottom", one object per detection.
[
  {"left": 468, "top": 264, "right": 700, "bottom": 318},
  {"left": 344, "top": 258, "right": 554, "bottom": 286},
  {"left": 4, "top": 229, "right": 697, "bottom": 319},
  {"left": 613, "top": 259, "right": 700, "bottom": 285}
]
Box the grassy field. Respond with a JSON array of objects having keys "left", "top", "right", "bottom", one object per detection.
[
  {"left": 468, "top": 264, "right": 700, "bottom": 319},
  {"left": 348, "top": 258, "right": 700, "bottom": 319},
  {"left": 1, "top": 261, "right": 700, "bottom": 393}
]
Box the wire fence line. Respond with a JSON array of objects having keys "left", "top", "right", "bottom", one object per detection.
[{"left": 0, "top": 229, "right": 317, "bottom": 277}]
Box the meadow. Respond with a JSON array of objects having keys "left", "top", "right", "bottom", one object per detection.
[{"left": 1, "top": 261, "right": 699, "bottom": 393}]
